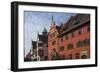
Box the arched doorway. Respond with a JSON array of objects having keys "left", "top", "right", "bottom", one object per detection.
[
  {"left": 81, "top": 55, "right": 87, "bottom": 59},
  {"left": 50, "top": 49, "right": 59, "bottom": 60}
]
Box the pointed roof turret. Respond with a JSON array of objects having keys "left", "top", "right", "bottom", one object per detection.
[
  {"left": 42, "top": 27, "right": 47, "bottom": 35},
  {"left": 43, "top": 27, "right": 47, "bottom": 33}
]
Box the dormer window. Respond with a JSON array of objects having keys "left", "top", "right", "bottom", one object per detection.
[
  {"left": 71, "top": 31, "right": 75, "bottom": 37},
  {"left": 79, "top": 29, "right": 82, "bottom": 35},
  {"left": 73, "top": 20, "right": 80, "bottom": 25}
]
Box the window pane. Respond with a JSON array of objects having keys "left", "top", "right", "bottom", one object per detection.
[
  {"left": 79, "top": 29, "right": 82, "bottom": 35},
  {"left": 59, "top": 46, "right": 64, "bottom": 51},
  {"left": 66, "top": 34, "right": 68, "bottom": 40},
  {"left": 67, "top": 44, "right": 73, "bottom": 49},
  {"left": 72, "top": 32, "right": 75, "bottom": 37}
]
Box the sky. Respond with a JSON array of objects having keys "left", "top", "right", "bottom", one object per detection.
[{"left": 24, "top": 11, "right": 76, "bottom": 56}]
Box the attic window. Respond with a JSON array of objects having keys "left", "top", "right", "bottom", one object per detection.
[{"left": 73, "top": 20, "right": 80, "bottom": 25}]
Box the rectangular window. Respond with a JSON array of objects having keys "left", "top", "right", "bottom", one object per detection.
[
  {"left": 79, "top": 29, "right": 82, "bottom": 35},
  {"left": 59, "top": 46, "right": 64, "bottom": 51},
  {"left": 82, "top": 40, "right": 87, "bottom": 46},
  {"left": 76, "top": 39, "right": 90, "bottom": 48},
  {"left": 67, "top": 44, "right": 73, "bottom": 49},
  {"left": 87, "top": 39, "right": 90, "bottom": 45},
  {"left": 71, "top": 32, "right": 75, "bottom": 37},
  {"left": 76, "top": 41, "right": 82, "bottom": 48},
  {"left": 38, "top": 43, "right": 43, "bottom": 47},
  {"left": 83, "top": 39, "right": 90, "bottom": 46},
  {"left": 66, "top": 34, "right": 68, "bottom": 40}
]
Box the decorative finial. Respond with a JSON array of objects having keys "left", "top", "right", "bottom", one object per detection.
[
  {"left": 51, "top": 16, "right": 55, "bottom": 25},
  {"left": 52, "top": 16, "right": 54, "bottom": 22}
]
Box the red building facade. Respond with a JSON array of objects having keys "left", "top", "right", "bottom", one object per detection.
[{"left": 48, "top": 14, "right": 90, "bottom": 60}]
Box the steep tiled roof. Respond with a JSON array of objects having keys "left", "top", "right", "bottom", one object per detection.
[
  {"left": 60, "top": 16, "right": 74, "bottom": 32},
  {"left": 56, "top": 26, "right": 60, "bottom": 32},
  {"left": 59, "top": 14, "right": 90, "bottom": 36}
]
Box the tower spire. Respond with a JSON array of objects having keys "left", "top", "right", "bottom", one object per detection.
[
  {"left": 52, "top": 16, "right": 54, "bottom": 22},
  {"left": 51, "top": 16, "right": 55, "bottom": 25}
]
